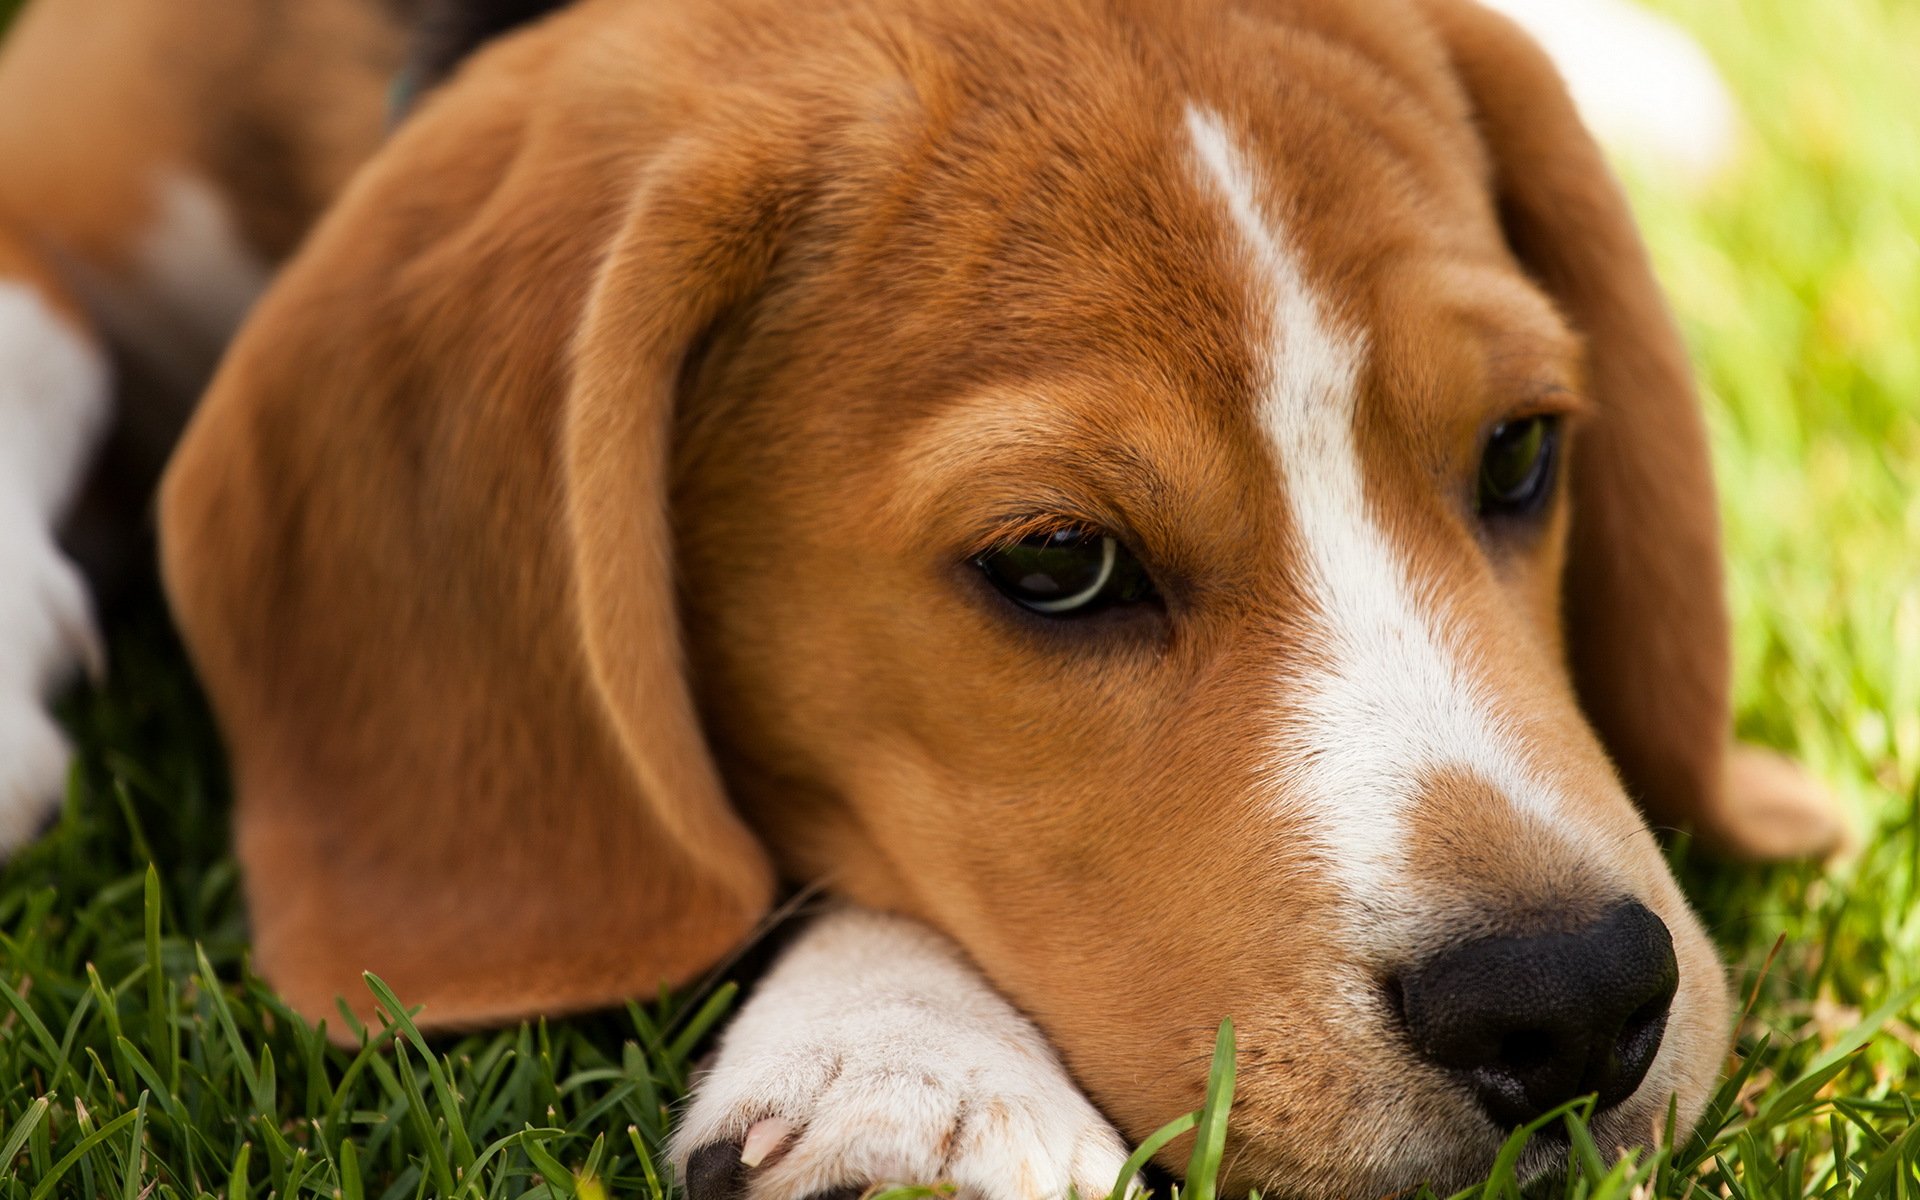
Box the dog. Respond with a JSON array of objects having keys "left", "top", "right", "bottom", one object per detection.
[{"left": 0, "top": 0, "right": 1848, "bottom": 1195}]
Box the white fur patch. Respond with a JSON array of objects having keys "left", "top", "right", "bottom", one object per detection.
[
  {"left": 0, "top": 281, "right": 111, "bottom": 853},
  {"left": 76, "top": 171, "right": 273, "bottom": 398},
  {"left": 671, "top": 909, "right": 1133, "bottom": 1200},
  {"left": 0, "top": 283, "right": 112, "bottom": 517},
  {"left": 138, "top": 171, "right": 270, "bottom": 346},
  {"left": 1183, "top": 106, "right": 1565, "bottom": 904},
  {"left": 1477, "top": 0, "right": 1738, "bottom": 184}
]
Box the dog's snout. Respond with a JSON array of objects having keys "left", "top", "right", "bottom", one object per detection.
[{"left": 1397, "top": 902, "right": 1680, "bottom": 1128}]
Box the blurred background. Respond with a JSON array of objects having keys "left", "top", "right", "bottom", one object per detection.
[
  {"left": 1591, "top": 0, "right": 1920, "bottom": 1179},
  {"left": 1614, "top": 0, "right": 1917, "bottom": 1022}
]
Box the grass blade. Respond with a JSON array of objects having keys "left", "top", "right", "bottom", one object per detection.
[
  {"left": 1112, "top": 1111, "right": 1199, "bottom": 1200},
  {"left": 1183, "top": 1019, "right": 1237, "bottom": 1200}
]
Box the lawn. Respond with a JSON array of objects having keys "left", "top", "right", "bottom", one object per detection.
[{"left": 3, "top": 0, "right": 1918, "bottom": 1196}]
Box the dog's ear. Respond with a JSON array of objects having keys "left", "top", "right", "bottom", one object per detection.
[
  {"left": 1421, "top": 0, "right": 1734, "bottom": 842},
  {"left": 159, "top": 28, "right": 783, "bottom": 1033}
]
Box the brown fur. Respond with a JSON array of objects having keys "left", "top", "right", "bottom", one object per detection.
[
  {"left": 0, "top": 216, "right": 87, "bottom": 328},
  {"left": 0, "top": 0, "right": 400, "bottom": 271}
]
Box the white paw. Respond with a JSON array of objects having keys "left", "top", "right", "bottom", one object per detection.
[
  {"left": 0, "top": 517, "right": 100, "bottom": 856},
  {"left": 671, "top": 911, "right": 1134, "bottom": 1200},
  {"left": 0, "top": 700, "right": 73, "bottom": 853}
]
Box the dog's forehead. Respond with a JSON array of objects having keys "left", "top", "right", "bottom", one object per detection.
[
  {"left": 844, "top": 2, "right": 1590, "bottom": 590},
  {"left": 834, "top": 5, "right": 1572, "bottom": 427}
]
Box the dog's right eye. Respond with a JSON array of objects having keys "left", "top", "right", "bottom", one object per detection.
[
  {"left": 974, "top": 528, "right": 1156, "bottom": 616},
  {"left": 1476, "top": 415, "right": 1562, "bottom": 520}
]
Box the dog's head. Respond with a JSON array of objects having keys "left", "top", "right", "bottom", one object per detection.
[{"left": 162, "top": 0, "right": 1732, "bottom": 1190}]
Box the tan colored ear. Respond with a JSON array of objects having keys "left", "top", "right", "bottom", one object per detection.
[
  {"left": 158, "top": 33, "right": 780, "bottom": 1032},
  {"left": 1423, "top": 0, "right": 1841, "bottom": 858}
]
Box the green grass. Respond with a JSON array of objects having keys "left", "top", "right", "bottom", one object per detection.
[{"left": 4, "top": 0, "right": 1918, "bottom": 1195}]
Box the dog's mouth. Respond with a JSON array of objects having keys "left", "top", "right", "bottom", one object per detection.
[
  {"left": 1194, "top": 901, "right": 1693, "bottom": 1199},
  {"left": 1224, "top": 1092, "right": 1671, "bottom": 1200}
]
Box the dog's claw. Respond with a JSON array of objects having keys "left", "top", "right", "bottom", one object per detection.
[
  {"left": 686, "top": 1140, "right": 749, "bottom": 1200},
  {"left": 741, "top": 1117, "right": 796, "bottom": 1168}
]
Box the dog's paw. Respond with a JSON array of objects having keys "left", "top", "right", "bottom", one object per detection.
[
  {"left": 671, "top": 910, "right": 1134, "bottom": 1200},
  {"left": 1702, "top": 743, "right": 1850, "bottom": 862},
  {"left": 0, "top": 520, "right": 100, "bottom": 855},
  {"left": 0, "top": 699, "right": 76, "bottom": 854}
]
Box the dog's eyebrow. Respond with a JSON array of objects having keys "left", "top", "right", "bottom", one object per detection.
[
  {"left": 889, "top": 386, "right": 1197, "bottom": 538},
  {"left": 1484, "top": 363, "right": 1593, "bottom": 424},
  {"left": 1406, "top": 261, "right": 1591, "bottom": 418},
  {"left": 1495, "top": 378, "right": 1591, "bottom": 421},
  {"left": 1489, "top": 327, "right": 1589, "bottom": 410}
]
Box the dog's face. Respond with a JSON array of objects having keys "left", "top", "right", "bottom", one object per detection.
[
  {"left": 163, "top": 0, "right": 1732, "bottom": 1193},
  {"left": 667, "top": 12, "right": 1728, "bottom": 1194}
]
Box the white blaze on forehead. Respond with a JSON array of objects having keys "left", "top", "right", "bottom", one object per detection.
[{"left": 1183, "top": 105, "right": 1565, "bottom": 900}]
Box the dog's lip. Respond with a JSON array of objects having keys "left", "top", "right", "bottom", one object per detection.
[
  {"left": 1213, "top": 1037, "right": 1672, "bottom": 1196},
  {"left": 1216, "top": 1099, "right": 1503, "bottom": 1197}
]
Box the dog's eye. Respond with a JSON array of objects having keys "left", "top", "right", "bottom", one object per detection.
[
  {"left": 1477, "top": 415, "right": 1561, "bottom": 518},
  {"left": 975, "top": 528, "right": 1155, "bottom": 616}
]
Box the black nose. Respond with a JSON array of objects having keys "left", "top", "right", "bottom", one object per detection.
[{"left": 1397, "top": 902, "right": 1679, "bottom": 1128}]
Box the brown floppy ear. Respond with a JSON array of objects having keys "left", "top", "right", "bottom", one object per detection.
[
  {"left": 1422, "top": 0, "right": 1783, "bottom": 853},
  {"left": 158, "top": 30, "right": 783, "bottom": 1031}
]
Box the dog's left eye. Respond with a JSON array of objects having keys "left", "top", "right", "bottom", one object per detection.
[
  {"left": 1477, "top": 415, "right": 1561, "bottom": 519},
  {"left": 975, "top": 528, "right": 1156, "bottom": 616}
]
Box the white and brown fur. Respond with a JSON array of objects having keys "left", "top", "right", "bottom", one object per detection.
[{"left": 0, "top": 0, "right": 1845, "bottom": 1196}]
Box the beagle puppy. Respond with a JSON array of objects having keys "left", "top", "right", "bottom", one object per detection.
[{"left": 0, "top": 0, "right": 1846, "bottom": 1195}]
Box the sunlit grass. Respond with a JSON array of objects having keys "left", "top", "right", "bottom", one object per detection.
[
  {"left": 3, "top": 0, "right": 1917, "bottom": 1195},
  {"left": 1621, "top": 0, "right": 1920, "bottom": 1193}
]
